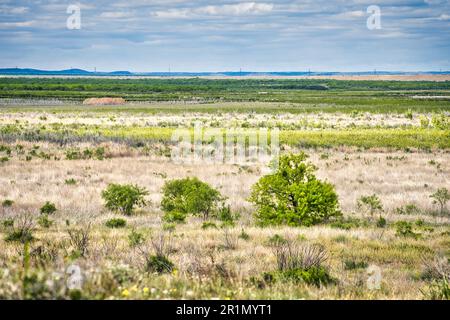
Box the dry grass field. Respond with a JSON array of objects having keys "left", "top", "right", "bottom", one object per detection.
[{"left": 0, "top": 78, "right": 449, "bottom": 300}]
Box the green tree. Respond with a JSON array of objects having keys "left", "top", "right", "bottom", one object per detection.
[
  {"left": 430, "top": 188, "right": 450, "bottom": 214},
  {"left": 249, "top": 153, "right": 340, "bottom": 226},
  {"left": 101, "top": 184, "right": 148, "bottom": 215},
  {"left": 161, "top": 177, "right": 223, "bottom": 220}
]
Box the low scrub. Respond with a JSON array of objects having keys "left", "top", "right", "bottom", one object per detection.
[
  {"left": 257, "top": 239, "right": 334, "bottom": 287},
  {"left": 105, "top": 218, "right": 127, "bottom": 229}
]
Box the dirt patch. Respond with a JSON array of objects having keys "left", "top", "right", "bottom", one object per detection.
[{"left": 83, "top": 97, "right": 126, "bottom": 106}]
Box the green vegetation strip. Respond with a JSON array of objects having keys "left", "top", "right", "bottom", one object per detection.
[
  {"left": 1, "top": 124, "right": 449, "bottom": 149},
  {"left": 1, "top": 78, "right": 450, "bottom": 114}
]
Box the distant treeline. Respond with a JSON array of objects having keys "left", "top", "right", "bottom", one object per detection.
[{"left": 0, "top": 78, "right": 450, "bottom": 102}]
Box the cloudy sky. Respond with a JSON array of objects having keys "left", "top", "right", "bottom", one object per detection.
[{"left": 0, "top": 0, "right": 449, "bottom": 72}]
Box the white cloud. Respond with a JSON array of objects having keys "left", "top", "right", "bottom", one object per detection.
[
  {"left": 154, "top": 2, "right": 274, "bottom": 19},
  {"left": 0, "top": 6, "right": 29, "bottom": 14},
  {"left": 337, "top": 10, "right": 365, "bottom": 19},
  {"left": 0, "top": 20, "right": 35, "bottom": 28},
  {"left": 100, "top": 11, "right": 133, "bottom": 18}
]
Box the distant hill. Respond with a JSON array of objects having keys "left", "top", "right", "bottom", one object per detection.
[
  {"left": 0, "top": 68, "right": 133, "bottom": 76},
  {"left": 0, "top": 68, "right": 449, "bottom": 77}
]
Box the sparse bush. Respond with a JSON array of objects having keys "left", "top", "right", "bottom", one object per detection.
[
  {"left": 37, "top": 214, "right": 53, "bottom": 229},
  {"left": 395, "top": 204, "right": 421, "bottom": 215},
  {"left": 263, "top": 266, "right": 334, "bottom": 287},
  {"left": 145, "top": 233, "right": 174, "bottom": 274},
  {"left": 201, "top": 221, "right": 218, "bottom": 230},
  {"left": 249, "top": 153, "right": 340, "bottom": 226},
  {"left": 66, "top": 147, "right": 107, "bottom": 160},
  {"left": 162, "top": 211, "right": 186, "bottom": 224},
  {"left": 161, "top": 177, "right": 223, "bottom": 220},
  {"left": 272, "top": 240, "right": 328, "bottom": 272},
  {"left": 2, "top": 218, "right": 14, "bottom": 229},
  {"left": 2, "top": 199, "right": 14, "bottom": 207},
  {"left": 420, "top": 115, "right": 430, "bottom": 128},
  {"left": 221, "top": 228, "right": 239, "bottom": 250},
  {"left": 357, "top": 194, "right": 383, "bottom": 215},
  {"left": 431, "top": 113, "right": 449, "bottom": 130},
  {"left": 330, "top": 217, "right": 363, "bottom": 230},
  {"left": 105, "top": 218, "right": 127, "bottom": 229},
  {"left": 376, "top": 216, "right": 387, "bottom": 228},
  {"left": 421, "top": 256, "right": 450, "bottom": 281},
  {"left": 395, "top": 221, "right": 420, "bottom": 239},
  {"left": 102, "top": 183, "right": 148, "bottom": 215},
  {"left": 239, "top": 229, "right": 250, "bottom": 241},
  {"left": 430, "top": 188, "right": 450, "bottom": 214},
  {"left": 268, "top": 234, "right": 288, "bottom": 246},
  {"left": 40, "top": 202, "right": 57, "bottom": 215},
  {"left": 262, "top": 240, "right": 333, "bottom": 287},
  {"left": 421, "top": 277, "right": 450, "bottom": 300},
  {"left": 67, "top": 226, "right": 91, "bottom": 258},
  {"left": 162, "top": 223, "right": 176, "bottom": 232},
  {"left": 405, "top": 109, "right": 413, "bottom": 120},
  {"left": 65, "top": 178, "right": 77, "bottom": 185},
  {"left": 5, "top": 215, "right": 35, "bottom": 243},
  {"left": 217, "top": 204, "right": 239, "bottom": 225},
  {"left": 146, "top": 255, "right": 174, "bottom": 274},
  {"left": 344, "top": 259, "right": 368, "bottom": 270},
  {"left": 128, "top": 229, "right": 145, "bottom": 248}
]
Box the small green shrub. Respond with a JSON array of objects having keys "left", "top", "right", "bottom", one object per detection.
[
  {"left": 430, "top": 188, "right": 450, "bottom": 214},
  {"left": 102, "top": 184, "right": 148, "bottom": 215},
  {"left": 344, "top": 259, "right": 368, "bottom": 270},
  {"left": 162, "top": 211, "right": 186, "bottom": 224},
  {"left": 249, "top": 153, "right": 340, "bottom": 226},
  {"left": 2, "top": 218, "right": 14, "bottom": 228},
  {"left": 260, "top": 241, "right": 334, "bottom": 287},
  {"left": 65, "top": 178, "right": 77, "bottom": 185},
  {"left": 357, "top": 194, "right": 383, "bottom": 215},
  {"left": 94, "top": 147, "right": 105, "bottom": 160},
  {"left": 420, "top": 115, "right": 430, "bottom": 128},
  {"left": 405, "top": 109, "right": 413, "bottom": 120},
  {"left": 330, "top": 217, "right": 363, "bottom": 230},
  {"left": 239, "top": 229, "right": 250, "bottom": 241},
  {"left": 201, "top": 221, "right": 218, "bottom": 230},
  {"left": 217, "top": 205, "right": 239, "bottom": 225},
  {"left": 263, "top": 266, "right": 334, "bottom": 287},
  {"left": 105, "top": 218, "right": 127, "bottom": 229},
  {"left": 146, "top": 255, "right": 174, "bottom": 274},
  {"left": 2, "top": 199, "right": 14, "bottom": 207},
  {"left": 40, "top": 202, "right": 57, "bottom": 215},
  {"left": 5, "top": 229, "right": 34, "bottom": 243},
  {"left": 37, "top": 214, "right": 53, "bottom": 228},
  {"left": 267, "top": 234, "right": 287, "bottom": 246},
  {"left": 395, "top": 221, "right": 421, "bottom": 239},
  {"left": 128, "top": 229, "right": 145, "bottom": 247},
  {"left": 376, "top": 216, "right": 387, "bottom": 228},
  {"left": 431, "top": 113, "right": 449, "bottom": 130},
  {"left": 161, "top": 177, "right": 223, "bottom": 220},
  {"left": 395, "top": 204, "right": 421, "bottom": 215},
  {"left": 5, "top": 216, "right": 35, "bottom": 243},
  {"left": 162, "top": 223, "right": 176, "bottom": 232}
]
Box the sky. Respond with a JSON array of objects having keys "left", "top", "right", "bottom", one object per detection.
[{"left": 0, "top": 0, "right": 449, "bottom": 72}]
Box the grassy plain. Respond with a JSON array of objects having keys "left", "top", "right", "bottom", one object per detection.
[{"left": 0, "top": 78, "right": 449, "bottom": 300}]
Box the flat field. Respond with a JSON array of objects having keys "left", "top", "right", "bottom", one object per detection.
[{"left": 0, "top": 78, "right": 448, "bottom": 299}]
